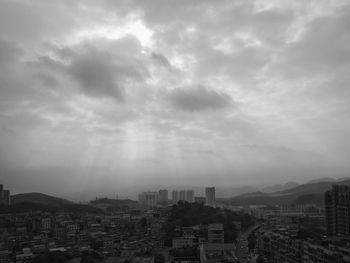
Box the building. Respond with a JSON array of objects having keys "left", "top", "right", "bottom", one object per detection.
[
  {"left": 138, "top": 192, "right": 159, "bottom": 207},
  {"left": 0, "top": 184, "right": 3, "bottom": 204},
  {"left": 172, "top": 190, "right": 194, "bottom": 203},
  {"left": 208, "top": 224, "right": 224, "bottom": 243},
  {"left": 3, "top": 190, "right": 10, "bottom": 205},
  {"left": 41, "top": 218, "right": 51, "bottom": 230},
  {"left": 205, "top": 187, "right": 215, "bottom": 206},
  {"left": 200, "top": 243, "right": 237, "bottom": 263},
  {"left": 325, "top": 185, "right": 350, "bottom": 235},
  {"left": 303, "top": 240, "right": 350, "bottom": 263},
  {"left": 0, "top": 184, "right": 10, "bottom": 205},
  {"left": 179, "top": 190, "right": 186, "bottom": 202},
  {"left": 185, "top": 190, "right": 194, "bottom": 203},
  {"left": 172, "top": 237, "right": 195, "bottom": 249},
  {"left": 172, "top": 190, "right": 179, "bottom": 203},
  {"left": 158, "top": 189, "right": 168, "bottom": 203},
  {"left": 258, "top": 228, "right": 303, "bottom": 263}
]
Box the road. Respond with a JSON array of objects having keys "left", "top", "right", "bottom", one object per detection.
[{"left": 235, "top": 224, "right": 260, "bottom": 263}]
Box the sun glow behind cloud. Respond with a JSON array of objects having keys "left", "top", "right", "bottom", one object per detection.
[{"left": 73, "top": 16, "right": 154, "bottom": 48}]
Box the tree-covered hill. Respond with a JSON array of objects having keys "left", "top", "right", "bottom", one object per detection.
[{"left": 163, "top": 201, "right": 257, "bottom": 245}]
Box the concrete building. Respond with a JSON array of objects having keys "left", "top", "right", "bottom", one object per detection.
[
  {"left": 208, "top": 224, "right": 224, "bottom": 243},
  {"left": 0, "top": 184, "right": 10, "bottom": 205},
  {"left": 172, "top": 190, "right": 195, "bottom": 203},
  {"left": 325, "top": 185, "right": 350, "bottom": 235},
  {"left": 172, "top": 190, "right": 179, "bottom": 203},
  {"left": 185, "top": 190, "right": 194, "bottom": 203},
  {"left": 179, "top": 190, "right": 186, "bottom": 202},
  {"left": 3, "top": 190, "right": 10, "bottom": 205},
  {"left": 172, "top": 237, "right": 195, "bottom": 249},
  {"left": 205, "top": 187, "right": 215, "bottom": 206},
  {"left": 138, "top": 192, "right": 159, "bottom": 207},
  {"left": 258, "top": 228, "right": 303, "bottom": 263},
  {"left": 0, "top": 184, "right": 3, "bottom": 204},
  {"left": 303, "top": 240, "right": 350, "bottom": 263},
  {"left": 41, "top": 218, "right": 51, "bottom": 230},
  {"left": 200, "top": 243, "right": 236, "bottom": 263},
  {"left": 158, "top": 189, "right": 168, "bottom": 203}
]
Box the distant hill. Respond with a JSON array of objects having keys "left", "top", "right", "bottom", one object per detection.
[
  {"left": 307, "top": 177, "right": 336, "bottom": 184},
  {"left": 223, "top": 178, "right": 350, "bottom": 206},
  {"left": 3, "top": 192, "right": 104, "bottom": 214},
  {"left": 262, "top": 182, "right": 299, "bottom": 193},
  {"left": 277, "top": 179, "right": 350, "bottom": 195},
  {"left": 306, "top": 177, "right": 350, "bottom": 184},
  {"left": 216, "top": 186, "right": 260, "bottom": 198},
  {"left": 292, "top": 194, "right": 324, "bottom": 205},
  {"left": 11, "top": 192, "right": 73, "bottom": 207}
]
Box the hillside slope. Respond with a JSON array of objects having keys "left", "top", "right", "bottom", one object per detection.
[
  {"left": 11, "top": 192, "right": 73, "bottom": 207},
  {"left": 224, "top": 178, "right": 350, "bottom": 206}
]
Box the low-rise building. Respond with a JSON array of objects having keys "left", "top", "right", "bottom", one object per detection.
[{"left": 199, "top": 243, "right": 237, "bottom": 263}]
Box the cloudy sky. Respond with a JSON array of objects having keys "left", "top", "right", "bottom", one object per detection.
[{"left": 1, "top": 0, "right": 349, "bottom": 199}]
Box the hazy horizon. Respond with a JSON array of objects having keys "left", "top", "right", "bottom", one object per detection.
[
  {"left": 6, "top": 175, "right": 350, "bottom": 202},
  {"left": 1, "top": 1, "right": 350, "bottom": 200}
]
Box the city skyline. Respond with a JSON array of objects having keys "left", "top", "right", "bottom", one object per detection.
[{"left": 1, "top": 0, "right": 350, "bottom": 199}]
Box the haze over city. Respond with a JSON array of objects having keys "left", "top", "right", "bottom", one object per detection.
[{"left": 0, "top": 0, "right": 350, "bottom": 200}]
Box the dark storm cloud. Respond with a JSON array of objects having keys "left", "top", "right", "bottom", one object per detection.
[
  {"left": 28, "top": 37, "right": 150, "bottom": 100},
  {"left": 169, "top": 86, "right": 232, "bottom": 111},
  {"left": 68, "top": 49, "right": 148, "bottom": 100},
  {"left": 69, "top": 51, "right": 126, "bottom": 100}
]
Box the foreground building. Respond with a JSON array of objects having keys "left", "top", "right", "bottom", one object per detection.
[
  {"left": 0, "top": 184, "right": 11, "bottom": 205},
  {"left": 200, "top": 243, "right": 237, "bottom": 263},
  {"left": 325, "top": 185, "right": 350, "bottom": 235}
]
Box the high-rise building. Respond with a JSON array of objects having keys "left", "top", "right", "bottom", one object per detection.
[
  {"left": 205, "top": 187, "right": 215, "bottom": 206},
  {"left": 0, "top": 184, "right": 3, "bottom": 204},
  {"left": 172, "top": 189, "right": 194, "bottom": 203},
  {"left": 172, "top": 190, "right": 179, "bottom": 203},
  {"left": 3, "top": 190, "right": 10, "bottom": 205},
  {"left": 179, "top": 190, "right": 186, "bottom": 201},
  {"left": 208, "top": 223, "right": 224, "bottom": 243},
  {"left": 0, "top": 184, "right": 10, "bottom": 205},
  {"left": 325, "top": 185, "right": 350, "bottom": 235},
  {"left": 138, "top": 192, "right": 159, "bottom": 207},
  {"left": 158, "top": 189, "right": 168, "bottom": 202},
  {"left": 185, "top": 190, "right": 194, "bottom": 203}
]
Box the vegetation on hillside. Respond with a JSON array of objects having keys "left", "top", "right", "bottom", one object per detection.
[{"left": 163, "top": 201, "right": 257, "bottom": 246}]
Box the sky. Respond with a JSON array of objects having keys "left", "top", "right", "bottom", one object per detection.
[{"left": 0, "top": 0, "right": 350, "bottom": 199}]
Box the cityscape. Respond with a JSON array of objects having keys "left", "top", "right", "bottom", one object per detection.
[
  {"left": 2, "top": 180, "right": 350, "bottom": 262},
  {"left": 1, "top": 0, "right": 350, "bottom": 263}
]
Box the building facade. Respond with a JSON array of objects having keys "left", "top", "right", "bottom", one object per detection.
[
  {"left": 158, "top": 189, "right": 168, "bottom": 203},
  {"left": 138, "top": 192, "right": 159, "bottom": 207},
  {"left": 208, "top": 224, "right": 224, "bottom": 244},
  {"left": 0, "top": 184, "right": 11, "bottom": 205},
  {"left": 205, "top": 187, "right": 215, "bottom": 206},
  {"left": 325, "top": 185, "right": 350, "bottom": 235},
  {"left": 172, "top": 190, "right": 194, "bottom": 203}
]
